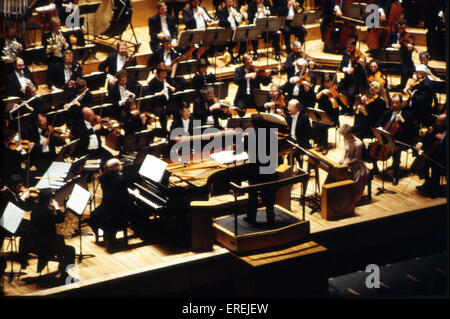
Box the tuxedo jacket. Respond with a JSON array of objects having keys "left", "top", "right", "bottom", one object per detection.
[
  {"left": 108, "top": 82, "right": 137, "bottom": 118},
  {"left": 376, "top": 108, "right": 418, "bottom": 144},
  {"left": 41, "top": 31, "right": 72, "bottom": 58},
  {"left": 281, "top": 81, "right": 316, "bottom": 108},
  {"left": 192, "top": 72, "right": 216, "bottom": 91},
  {"left": 218, "top": 6, "right": 242, "bottom": 28},
  {"left": 4, "top": 67, "right": 36, "bottom": 97},
  {"left": 147, "top": 46, "right": 180, "bottom": 69},
  {"left": 286, "top": 110, "right": 312, "bottom": 148},
  {"left": 98, "top": 52, "right": 137, "bottom": 76},
  {"left": 247, "top": 0, "right": 274, "bottom": 24},
  {"left": 70, "top": 119, "right": 110, "bottom": 157},
  {"left": 182, "top": 5, "right": 213, "bottom": 30},
  {"left": 233, "top": 65, "right": 271, "bottom": 104},
  {"left": 170, "top": 115, "right": 195, "bottom": 136},
  {"left": 338, "top": 51, "right": 367, "bottom": 84},
  {"left": 46, "top": 61, "right": 82, "bottom": 89},
  {"left": 410, "top": 77, "right": 435, "bottom": 115},
  {"left": 23, "top": 125, "right": 57, "bottom": 156},
  {"left": 148, "top": 14, "right": 178, "bottom": 50}
]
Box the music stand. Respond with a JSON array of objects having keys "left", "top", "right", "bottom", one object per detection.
[
  {"left": 212, "top": 82, "right": 229, "bottom": 100},
  {"left": 304, "top": 107, "right": 335, "bottom": 127},
  {"left": 23, "top": 46, "right": 46, "bottom": 66},
  {"left": 203, "top": 28, "right": 233, "bottom": 73},
  {"left": 291, "top": 11, "right": 321, "bottom": 27},
  {"left": 177, "top": 29, "right": 204, "bottom": 48},
  {"left": 256, "top": 17, "right": 285, "bottom": 64},
  {"left": 1, "top": 202, "right": 26, "bottom": 282},
  {"left": 371, "top": 127, "right": 397, "bottom": 195},
  {"left": 78, "top": 2, "right": 101, "bottom": 43},
  {"left": 72, "top": 43, "right": 97, "bottom": 62},
  {"left": 171, "top": 59, "right": 197, "bottom": 78},
  {"left": 370, "top": 49, "right": 403, "bottom": 87},
  {"left": 233, "top": 25, "right": 261, "bottom": 55},
  {"left": 254, "top": 88, "right": 269, "bottom": 108},
  {"left": 56, "top": 139, "right": 80, "bottom": 162},
  {"left": 121, "top": 130, "right": 155, "bottom": 153},
  {"left": 66, "top": 184, "right": 95, "bottom": 263},
  {"left": 347, "top": 3, "right": 369, "bottom": 21},
  {"left": 48, "top": 90, "right": 66, "bottom": 110},
  {"left": 125, "top": 65, "right": 151, "bottom": 83},
  {"left": 82, "top": 72, "right": 107, "bottom": 91}
]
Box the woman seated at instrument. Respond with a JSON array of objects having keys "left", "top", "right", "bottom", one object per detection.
[
  {"left": 313, "top": 74, "right": 340, "bottom": 155},
  {"left": 338, "top": 124, "right": 370, "bottom": 203},
  {"left": 352, "top": 81, "right": 387, "bottom": 140}
]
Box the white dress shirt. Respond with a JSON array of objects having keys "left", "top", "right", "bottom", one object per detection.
[
  {"left": 182, "top": 118, "right": 190, "bottom": 133},
  {"left": 290, "top": 111, "right": 299, "bottom": 140},
  {"left": 116, "top": 54, "right": 127, "bottom": 72},
  {"left": 227, "top": 8, "right": 237, "bottom": 30},
  {"left": 194, "top": 8, "right": 207, "bottom": 30},
  {"left": 38, "top": 128, "right": 50, "bottom": 153},
  {"left": 84, "top": 120, "right": 99, "bottom": 150},
  {"left": 15, "top": 70, "right": 27, "bottom": 88},
  {"left": 160, "top": 15, "right": 171, "bottom": 37}
]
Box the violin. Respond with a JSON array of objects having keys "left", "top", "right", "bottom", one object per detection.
[
  {"left": 7, "top": 138, "right": 33, "bottom": 151},
  {"left": 19, "top": 186, "right": 39, "bottom": 198},
  {"left": 43, "top": 125, "right": 65, "bottom": 138},
  {"left": 368, "top": 70, "right": 386, "bottom": 88},
  {"left": 350, "top": 48, "right": 366, "bottom": 66},
  {"left": 252, "top": 65, "right": 279, "bottom": 77}
]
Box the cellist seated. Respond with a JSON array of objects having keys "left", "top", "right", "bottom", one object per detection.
[{"left": 370, "top": 94, "right": 418, "bottom": 185}]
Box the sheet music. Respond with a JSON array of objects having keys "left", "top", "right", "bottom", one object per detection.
[
  {"left": 66, "top": 184, "right": 91, "bottom": 216},
  {"left": 35, "top": 162, "right": 72, "bottom": 189},
  {"left": 0, "top": 202, "right": 25, "bottom": 234},
  {"left": 139, "top": 155, "right": 168, "bottom": 183},
  {"left": 211, "top": 150, "right": 249, "bottom": 165}
]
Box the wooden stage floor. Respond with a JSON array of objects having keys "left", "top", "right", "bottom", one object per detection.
[{"left": 1, "top": 110, "right": 446, "bottom": 296}]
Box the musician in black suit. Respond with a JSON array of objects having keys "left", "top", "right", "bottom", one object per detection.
[
  {"left": 218, "top": 0, "right": 247, "bottom": 64},
  {"left": 404, "top": 64, "right": 436, "bottom": 127},
  {"left": 284, "top": 40, "right": 305, "bottom": 78},
  {"left": 170, "top": 102, "right": 195, "bottom": 136},
  {"left": 10, "top": 82, "right": 45, "bottom": 117},
  {"left": 1, "top": 128, "right": 30, "bottom": 185},
  {"left": 193, "top": 86, "right": 233, "bottom": 128},
  {"left": 146, "top": 63, "right": 177, "bottom": 136},
  {"left": 387, "top": 19, "right": 415, "bottom": 91},
  {"left": 42, "top": 16, "right": 71, "bottom": 64},
  {"left": 64, "top": 79, "right": 93, "bottom": 133},
  {"left": 415, "top": 113, "right": 447, "bottom": 198},
  {"left": 24, "top": 113, "right": 67, "bottom": 178},
  {"left": 191, "top": 58, "right": 216, "bottom": 91},
  {"left": 46, "top": 49, "right": 82, "bottom": 104},
  {"left": 149, "top": 1, "right": 179, "bottom": 53},
  {"left": 263, "top": 83, "right": 287, "bottom": 116},
  {"left": 373, "top": 94, "right": 418, "bottom": 185},
  {"left": 70, "top": 107, "right": 113, "bottom": 161},
  {"left": 248, "top": 0, "right": 281, "bottom": 60},
  {"left": 27, "top": 189, "right": 75, "bottom": 278},
  {"left": 88, "top": 158, "right": 147, "bottom": 250},
  {"left": 276, "top": 0, "right": 307, "bottom": 54},
  {"left": 281, "top": 58, "right": 315, "bottom": 107},
  {"left": 98, "top": 41, "right": 137, "bottom": 86},
  {"left": 108, "top": 70, "right": 136, "bottom": 120},
  {"left": 233, "top": 54, "right": 272, "bottom": 114},
  {"left": 121, "top": 98, "right": 150, "bottom": 135},
  {"left": 286, "top": 98, "right": 312, "bottom": 167},
  {"left": 3, "top": 57, "right": 36, "bottom": 98},
  {"left": 0, "top": 24, "right": 26, "bottom": 76},
  {"left": 337, "top": 37, "right": 367, "bottom": 115}
]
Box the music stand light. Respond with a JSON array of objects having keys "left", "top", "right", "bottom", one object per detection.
[{"left": 371, "top": 127, "right": 397, "bottom": 195}]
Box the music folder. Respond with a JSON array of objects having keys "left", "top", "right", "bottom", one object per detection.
[{"left": 66, "top": 184, "right": 91, "bottom": 216}]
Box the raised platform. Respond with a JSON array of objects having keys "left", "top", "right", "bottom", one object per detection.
[{"left": 213, "top": 206, "right": 310, "bottom": 253}]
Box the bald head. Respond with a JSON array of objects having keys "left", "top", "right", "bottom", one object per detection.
[
  {"left": 82, "top": 107, "right": 94, "bottom": 122},
  {"left": 288, "top": 99, "right": 300, "bottom": 116},
  {"left": 105, "top": 158, "right": 122, "bottom": 173}
]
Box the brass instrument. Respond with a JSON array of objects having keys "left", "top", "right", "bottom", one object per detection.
[
  {"left": 46, "top": 32, "right": 64, "bottom": 55},
  {"left": 1, "top": 39, "right": 20, "bottom": 61}
]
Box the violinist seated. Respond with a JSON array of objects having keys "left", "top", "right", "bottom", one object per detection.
[
  {"left": 24, "top": 113, "right": 68, "bottom": 178},
  {"left": 193, "top": 86, "right": 237, "bottom": 129},
  {"left": 263, "top": 84, "right": 287, "bottom": 117},
  {"left": 147, "top": 36, "right": 189, "bottom": 91},
  {"left": 233, "top": 53, "right": 272, "bottom": 115},
  {"left": 88, "top": 158, "right": 150, "bottom": 251},
  {"left": 42, "top": 16, "right": 71, "bottom": 65},
  {"left": 3, "top": 57, "right": 36, "bottom": 98},
  {"left": 352, "top": 81, "right": 387, "bottom": 140},
  {"left": 1, "top": 128, "right": 34, "bottom": 184},
  {"left": 24, "top": 189, "right": 75, "bottom": 280},
  {"left": 248, "top": 0, "right": 281, "bottom": 61},
  {"left": 121, "top": 98, "right": 150, "bottom": 136},
  {"left": 148, "top": 1, "right": 179, "bottom": 54},
  {"left": 46, "top": 49, "right": 81, "bottom": 100},
  {"left": 281, "top": 58, "right": 315, "bottom": 108},
  {"left": 146, "top": 63, "right": 177, "bottom": 137},
  {"left": 276, "top": 0, "right": 307, "bottom": 54},
  {"left": 70, "top": 107, "right": 113, "bottom": 162},
  {"left": 182, "top": 0, "right": 216, "bottom": 60},
  {"left": 192, "top": 58, "right": 216, "bottom": 92},
  {"left": 108, "top": 69, "right": 137, "bottom": 120},
  {"left": 284, "top": 41, "right": 315, "bottom": 79},
  {"left": 367, "top": 59, "right": 386, "bottom": 89},
  {"left": 372, "top": 94, "right": 418, "bottom": 185},
  {"left": 337, "top": 37, "right": 367, "bottom": 116},
  {"left": 98, "top": 40, "right": 137, "bottom": 87},
  {"left": 414, "top": 113, "right": 447, "bottom": 198},
  {"left": 403, "top": 64, "right": 436, "bottom": 127},
  {"left": 218, "top": 0, "right": 248, "bottom": 64},
  {"left": 387, "top": 19, "right": 415, "bottom": 92},
  {"left": 286, "top": 99, "right": 312, "bottom": 168},
  {"left": 313, "top": 74, "right": 340, "bottom": 155}
]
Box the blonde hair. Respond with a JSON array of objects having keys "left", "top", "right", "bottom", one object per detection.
[
  {"left": 369, "top": 80, "right": 381, "bottom": 94},
  {"left": 338, "top": 124, "right": 353, "bottom": 136}
]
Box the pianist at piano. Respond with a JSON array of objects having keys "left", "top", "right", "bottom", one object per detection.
[{"left": 88, "top": 158, "right": 150, "bottom": 251}]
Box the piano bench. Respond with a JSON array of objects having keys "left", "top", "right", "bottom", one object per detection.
[{"left": 95, "top": 226, "right": 129, "bottom": 248}]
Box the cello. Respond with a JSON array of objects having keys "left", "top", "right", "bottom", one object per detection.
[{"left": 369, "top": 110, "right": 403, "bottom": 161}]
